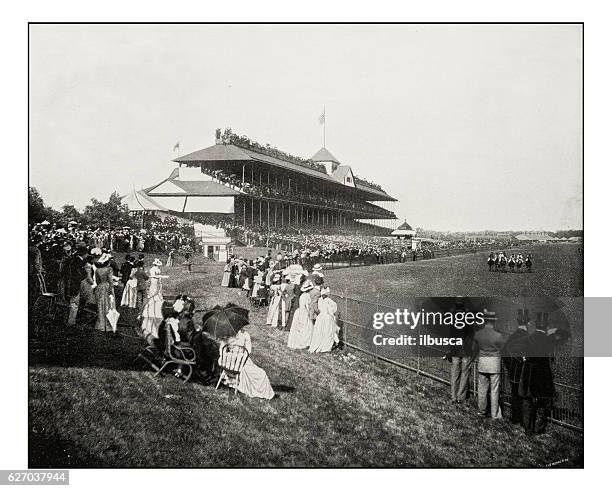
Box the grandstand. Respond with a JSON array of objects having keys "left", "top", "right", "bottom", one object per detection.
[{"left": 173, "top": 128, "right": 398, "bottom": 234}]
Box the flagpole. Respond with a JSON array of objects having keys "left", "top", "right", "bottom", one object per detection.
[{"left": 323, "top": 106, "right": 326, "bottom": 147}]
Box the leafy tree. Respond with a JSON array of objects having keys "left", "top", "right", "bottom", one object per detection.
[
  {"left": 60, "top": 204, "right": 82, "bottom": 225},
  {"left": 28, "top": 187, "right": 59, "bottom": 225},
  {"left": 82, "top": 192, "right": 135, "bottom": 229}
]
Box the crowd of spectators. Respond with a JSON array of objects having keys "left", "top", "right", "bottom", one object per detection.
[{"left": 207, "top": 168, "right": 393, "bottom": 217}]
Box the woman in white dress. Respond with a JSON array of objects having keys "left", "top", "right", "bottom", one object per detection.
[
  {"left": 120, "top": 264, "right": 138, "bottom": 308},
  {"left": 221, "top": 259, "right": 232, "bottom": 287},
  {"left": 309, "top": 287, "right": 340, "bottom": 353},
  {"left": 140, "top": 259, "right": 168, "bottom": 341},
  {"left": 287, "top": 280, "right": 314, "bottom": 349},
  {"left": 219, "top": 328, "right": 275, "bottom": 400},
  {"left": 265, "top": 273, "right": 285, "bottom": 328}
]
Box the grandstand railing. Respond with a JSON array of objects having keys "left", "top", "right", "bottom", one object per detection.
[{"left": 330, "top": 293, "right": 584, "bottom": 432}]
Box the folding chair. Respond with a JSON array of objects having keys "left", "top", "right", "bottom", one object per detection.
[
  {"left": 215, "top": 344, "right": 250, "bottom": 393},
  {"left": 136, "top": 323, "right": 197, "bottom": 383}
]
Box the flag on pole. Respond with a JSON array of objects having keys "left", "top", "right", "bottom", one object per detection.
[
  {"left": 173, "top": 141, "right": 180, "bottom": 152},
  {"left": 318, "top": 108, "right": 325, "bottom": 125}
]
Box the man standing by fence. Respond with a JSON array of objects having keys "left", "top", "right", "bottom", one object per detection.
[
  {"left": 449, "top": 303, "right": 476, "bottom": 404},
  {"left": 474, "top": 311, "right": 507, "bottom": 419}
]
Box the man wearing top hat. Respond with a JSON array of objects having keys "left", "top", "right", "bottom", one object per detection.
[
  {"left": 474, "top": 310, "right": 508, "bottom": 419},
  {"left": 502, "top": 309, "right": 532, "bottom": 424},
  {"left": 519, "top": 312, "right": 569, "bottom": 435}
]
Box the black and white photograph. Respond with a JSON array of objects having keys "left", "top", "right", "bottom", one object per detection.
[{"left": 24, "top": 22, "right": 586, "bottom": 470}]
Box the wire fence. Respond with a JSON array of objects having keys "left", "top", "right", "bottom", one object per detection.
[{"left": 331, "top": 293, "right": 584, "bottom": 432}]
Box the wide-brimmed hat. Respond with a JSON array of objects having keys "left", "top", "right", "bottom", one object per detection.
[
  {"left": 321, "top": 286, "right": 331, "bottom": 296},
  {"left": 312, "top": 263, "right": 323, "bottom": 272},
  {"left": 90, "top": 247, "right": 102, "bottom": 256},
  {"left": 483, "top": 310, "right": 498, "bottom": 322},
  {"left": 300, "top": 280, "right": 314, "bottom": 292},
  {"left": 153, "top": 258, "right": 163, "bottom": 266}
]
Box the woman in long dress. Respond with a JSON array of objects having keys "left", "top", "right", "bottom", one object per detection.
[
  {"left": 221, "top": 259, "right": 232, "bottom": 287},
  {"left": 94, "top": 253, "right": 115, "bottom": 332},
  {"left": 120, "top": 264, "right": 138, "bottom": 308},
  {"left": 219, "top": 328, "right": 275, "bottom": 400},
  {"left": 287, "top": 280, "right": 314, "bottom": 349},
  {"left": 266, "top": 273, "right": 285, "bottom": 328},
  {"left": 80, "top": 255, "right": 96, "bottom": 306},
  {"left": 141, "top": 258, "right": 167, "bottom": 341},
  {"left": 309, "top": 287, "right": 340, "bottom": 353}
]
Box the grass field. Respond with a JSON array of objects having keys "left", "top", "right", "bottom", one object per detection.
[
  {"left": 324, "top": 243, "right": 583, "bottom": 301},
  {"left": 29, "top": 245, "right": 583, "bottom": 468}
]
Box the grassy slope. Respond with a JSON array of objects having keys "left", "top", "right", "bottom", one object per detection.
[{"left": 29, "top": 247, "right": 583, "bottom": 468}]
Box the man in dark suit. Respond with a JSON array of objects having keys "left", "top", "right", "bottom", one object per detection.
[
  {"left": 502, "top": 309, "right": 531, "bottom": 424},
  {"left": 120, "top": 254, "right": 134, "bottom": 285},
  {"left": 66, "top": 242, "right": 89, "bottom": 326},
  {"left": 519, "top": 312, "right": 569, "bottom": 435}
]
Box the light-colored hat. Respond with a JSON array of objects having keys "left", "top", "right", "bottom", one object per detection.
[
  {"left": 312, "top": 263, "right": 323, "bottom": 272},
  {"left": 300, "top": 280, "right": 314, "bottom": 292},
  {"left": 153, "top": 258, "right": 163, "bottom": 267},
  {"left": 320, "top": 286, "right": 331, "bottom": 296},
  {"left": 90, "top": 247, "right": 102, "bottom": 256},
  {"left": 173, "top": 299, "right": 185, "bottom": 313},
  {"left": 272, "top": 273, "right": 281, "bottom": 282},
  {"left": 97, "top": 253, "right": 112, "bottom": 264}
]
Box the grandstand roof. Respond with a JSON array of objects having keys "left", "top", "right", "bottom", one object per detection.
[
  {"left": 121, "top": 189, "right": 168, "bottom": 212},
  {"left": 311, "top": 147, "right": 341, "bottom": 164},
  {"left": 146, "top": 170, "right": 241, "bottom": 197},
  {"left": 175, "top": 143, "right": 396, "bottom": 201}
]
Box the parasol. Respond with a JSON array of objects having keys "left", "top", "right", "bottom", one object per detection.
[{"left": 201, "top": 304, "right": 250, "bottom": 340}]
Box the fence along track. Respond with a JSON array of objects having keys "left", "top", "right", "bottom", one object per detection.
[{"left": 332, "top": 293, "right": 584, "bottom": 432}]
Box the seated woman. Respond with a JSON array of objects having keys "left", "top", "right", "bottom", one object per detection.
[
  {"left": 218, "top": 327, "right": 275, "bottom": 400},
  {"left": 309, "top": 286, "right": 340, "bottom": 353}
]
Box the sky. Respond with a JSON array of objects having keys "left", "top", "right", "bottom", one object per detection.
[{"left": 29, "top": 24, "right": 582, "bottom": 231}]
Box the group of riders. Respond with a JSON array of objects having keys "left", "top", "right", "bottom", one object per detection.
[{"left": 487, "top": 252, "right": 533, "bottom": 273}]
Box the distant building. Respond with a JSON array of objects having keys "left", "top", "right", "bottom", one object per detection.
[{"left": 515, "top": 232, "right": 561, "bottom": 243}]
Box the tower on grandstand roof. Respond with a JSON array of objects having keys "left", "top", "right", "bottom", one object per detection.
[{"left": 311, "top": 147, "right": 341, "bottom": 176}]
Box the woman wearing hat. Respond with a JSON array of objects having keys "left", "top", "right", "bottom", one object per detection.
[
  {"left": 94, "top": 253, "right": 117, "bottom": 332},
  {"left": 266, "top": 272, "right": 286, "bottom": 328},
  {"left": 287, "top": 280, "right": 314, "bottom": 349},
  {"left": 308, "top": 286, "right": 340, "bottom": 353},
  {"left": 140, "top": 258, "right": 168, "bottom": 340}
]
